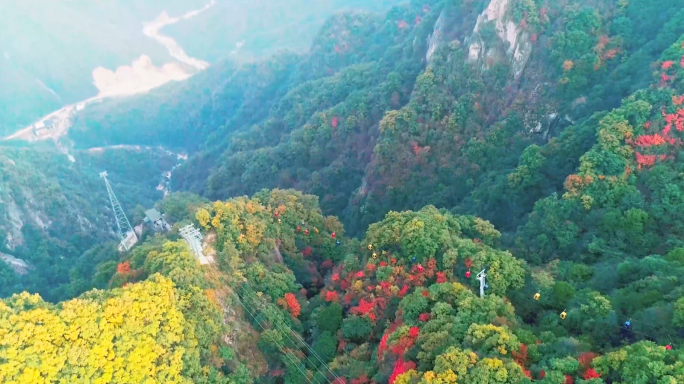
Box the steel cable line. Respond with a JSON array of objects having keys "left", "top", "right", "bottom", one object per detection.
[
  {"left": 238, "top": 279, "right": 342, "bottom": 383},
  {"left": 226, "top": 287, "right": 323, "bottom": 384},
  {"left": 237, "top": 282, "right": 339, "bottom": 383}
]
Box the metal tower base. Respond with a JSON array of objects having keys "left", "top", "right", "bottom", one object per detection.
[{"left": 179, "top": 224, "right": 210, "bottom": 264}]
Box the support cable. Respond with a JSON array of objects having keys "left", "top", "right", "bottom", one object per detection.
[
  {"left": 239, "top": 279, "right": 342, "bottom": 382},
  {"left": 238, "top": 284, "right": 334, "bottom": 382},
  {"left": 226, "top": 286, "right": 322, "bottom": 384}
]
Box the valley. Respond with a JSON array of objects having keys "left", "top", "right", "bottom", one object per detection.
[
  {"left": 4, "top": 0, "right": 216, "bottom": 143},
  {"left": 3, "top": 0, "right": 684, "bottom": 383}
]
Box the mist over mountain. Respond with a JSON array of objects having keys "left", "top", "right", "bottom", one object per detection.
[
  {"left": 3, "top": 0, "right": 684, "bottom": 383},
  {"left": 0, "top": 0, "right": 404, "bottom": 135}
]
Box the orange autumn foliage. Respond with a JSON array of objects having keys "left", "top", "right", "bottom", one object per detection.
[
  {"left": 117, "top": 261, "right": 131, "bottom": 276},
  {"left": 205, "top": 289, "right": 220, "bottom": 306},
  {"left": 634, "top": 134, "right": 667, "bottom": 146},
  {"left": 578, "top": 352, "right": 599, "bottom": 371},
  {"left": 283, "top": 293, "right": 300, "bottom": 317},
  {"left": 325, "top": 290, "right": 339, "bottom": 302},
  {"left": 563, "top": 60, "right": 574, "bottom": 71}
]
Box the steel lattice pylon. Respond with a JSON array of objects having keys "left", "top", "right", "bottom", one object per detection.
[
  {"left": 100, "top": 171, "right": 136, "bottom": 250},
  {"left": 179, "top": 224, "right": 209, "bottom": 264}
]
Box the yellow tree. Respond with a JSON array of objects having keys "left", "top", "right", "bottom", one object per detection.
[{"left": 0, "top": 275, "right": 194, "bottom": 384}]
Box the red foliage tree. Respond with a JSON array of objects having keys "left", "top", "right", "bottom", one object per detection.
[
  {"left": 389, "top": 358, "right": 416, "bottom": 384},
  {"left": 419, "top": 313, "right": 431, "bottom": 322},
  {"left": 332, "top": 117, "right": 339, "bottom": 127},
  {"left": 519, "top": 366, "right": 530, "bottom": 379},
  {"left": 378, "top": 333, "right": 390, "bottom": 358},
  {"left": 435, "top": 271, "right": 446, "bottom": 283},
  {"left": 284, "top": 293, "right": 301, "bottom": 317},
  {"left": 565, "top": 375, "right": 574, "bottom": 384},
  {"left": 354, "top": 299, "right": 375, "bottom": 316},
  {"left": 634, "top": 134, "right": 667, "bottom": 146},
  {"left": 117, "top": 261, "right": 131, "bottom": 276},
  {"left": 409, "top": 326, "right": 420, "bottom": 338},
  {"left": 578, "top": 352, "right": 599, "bottom": 371},
  {"left": 325, "top": 290, "right": 339, "bottom": 302},
  {"left": 583, "top": 369, "right": 600, "bottom": 380},
  {"left": 636, "top": 152, "right": 657, "bottom": 168},
  {"left": 301, "top": 246, "right": 312, "bottom": 257},
  {"left": 512, "top": 343, "right": 528, "bottom": 366},
  {"left": 662, "top": 61, "right": 675, "bottom": 70}
]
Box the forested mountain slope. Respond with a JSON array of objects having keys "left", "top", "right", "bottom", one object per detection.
[
  {"left": 2, "top": 0, "right": 404, "bottom": 136},
  {"left": 6, "top": 1, "right": 684, "bottom": 382},
  {"left": 72, "top": 0, "right": 684, "bottom": 237},
  {"left": 0, "top": 143, "right": 176, "bottom": 301},
  {"left": 4, "top": 188, "right": 684, "bottom": 383}
]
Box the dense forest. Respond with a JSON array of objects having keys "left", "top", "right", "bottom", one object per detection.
[
  {"left": 4, "top": 0, "right": 684, "bottom": 382},
  {"left": 0, "top": 143, "right": 177, "bottom": 301}
]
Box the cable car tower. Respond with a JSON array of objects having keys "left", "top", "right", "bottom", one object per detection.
[{"left": 100, "top": 171, "right": 137, "bottom": 251}]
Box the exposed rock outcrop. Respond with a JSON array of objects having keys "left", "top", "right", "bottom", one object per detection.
[
  {"left": 426, "top": 9, "right": 448, "bottom": 63},
  {"left": 466, "top": 0, "right": 533, "bottom": 80},
  {"left": 0, "top": 252, "right": 31, "bottom": 275}
]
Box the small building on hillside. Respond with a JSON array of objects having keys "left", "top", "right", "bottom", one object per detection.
[
  {"left": 144, "top": 208, "right": 171, "bottom": 232},
  {"left": 33, "top": 119, "right": 55, "bottom": 137}
]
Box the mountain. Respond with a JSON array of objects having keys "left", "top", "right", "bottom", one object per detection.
[
  {"left": 163, "top": 0, "right": 410, "bottom": 63},
  {"left": 4, "top": 0, "right": 684, "bottom": 383},
  {"left": 0, "top": 0, "right": 207, "bottom": 135},
  {"left": 3, "top": 187, "right": 684, "bottom": 383},
  {"left": 0, "top": 0, "right": 405, "bottom": 136},
  {"left": 0, "top": 142, "right": 178, "bottom": 301},
  {"left": 71, "top": 0, "right": 684, "bottom": 235},
  {"left": 0, "top": 0, "right": 409, "bottom": 300}
]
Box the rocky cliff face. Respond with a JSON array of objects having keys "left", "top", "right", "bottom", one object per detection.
[
  {"left": 424, "top": 0, "right": 532, "bottom": 80},
  {"left": 0, "top": 252, "right": 31, "bottom": 275},
  {"left": 466, "top": 0, "right": 532, "bottom": 80}
]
